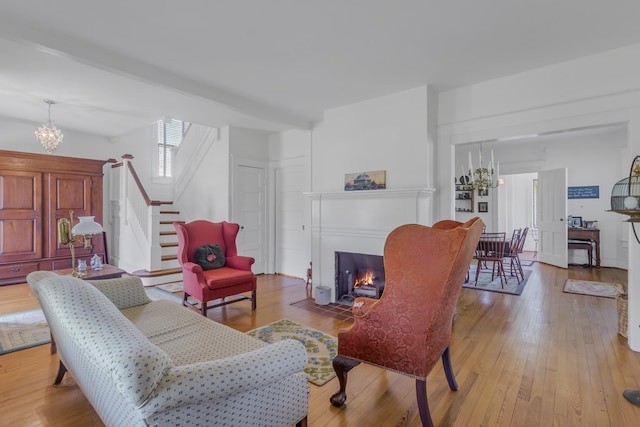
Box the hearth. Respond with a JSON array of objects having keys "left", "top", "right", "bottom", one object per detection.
[{"left": 335, "top": 251, "right": 385, "bottom": 304}]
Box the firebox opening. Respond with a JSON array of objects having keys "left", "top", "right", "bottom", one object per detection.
[{"left": 335, "top": 251, "right": 385, "bottom": 305}]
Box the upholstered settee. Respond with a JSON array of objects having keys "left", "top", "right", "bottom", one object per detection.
[{"left": 27, "top": 271, "right": 308, "bottom": 427}]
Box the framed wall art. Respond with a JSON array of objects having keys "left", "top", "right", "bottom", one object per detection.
[
  {"left": 478, "top": 202, "right": 488, "bottom": 213},
  {"left": 344, "top": 170, "right": 386, "bottom": 191}
]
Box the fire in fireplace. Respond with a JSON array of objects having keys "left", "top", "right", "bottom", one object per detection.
[{"left": 335, "top": 251, "right": 385, "bottom": 304}]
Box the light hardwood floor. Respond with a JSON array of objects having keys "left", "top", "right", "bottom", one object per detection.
[{"left": 1, "top": 256, "right": 639, "bottom": 426}]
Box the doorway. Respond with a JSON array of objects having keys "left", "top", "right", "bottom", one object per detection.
[
  {"left": 497, "top": 172, "right": 538, "bottom": 253},
  {"left": 233, "top": 164, "right": 266, "bottom": 274}
]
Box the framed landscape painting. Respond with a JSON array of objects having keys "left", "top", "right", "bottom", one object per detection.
[{"left": 344, "top": 170, "right": 386, "bottom": 191}]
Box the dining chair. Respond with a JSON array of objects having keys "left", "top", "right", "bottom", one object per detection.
[
  {"left": 504, "top": 228, "right": 523, "bottom": 282},
  {"left": 474, "top": 232, "right": 508, "bottom": 287}
]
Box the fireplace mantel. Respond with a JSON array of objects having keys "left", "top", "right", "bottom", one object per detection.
[
  {"left": 304, "top": 187, "right": 436, "bottom": 200},
  {"left": 308, "top": 187, "right": 436, "bottom": 303}
]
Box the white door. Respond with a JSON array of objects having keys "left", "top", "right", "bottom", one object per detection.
[
  {"left": 537, "top": 168, "right": 568, "bottom": 268},
  {"left": 234, "top": 165, "right": 266, "bottom": 274},
  {"left": 275, "top": 163, "right": 307, "bottom": 278}
]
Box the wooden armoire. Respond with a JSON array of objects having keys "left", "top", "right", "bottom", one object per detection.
[{"left": 0, "top": 150, "right": 106, "bottom": 285}]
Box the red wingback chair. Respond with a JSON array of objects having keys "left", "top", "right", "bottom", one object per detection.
[
  {"left": 330, "top": 217, "right": 484, "bottom": 427},
  {"left": 174, "top": 220, "right": 257, "bottom": 316}
]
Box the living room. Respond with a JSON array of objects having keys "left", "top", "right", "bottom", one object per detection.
[{"left": 2, "top": 2, "right": 640, "bottom": 426}]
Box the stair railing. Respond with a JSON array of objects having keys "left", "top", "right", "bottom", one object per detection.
[
  {"left": 118, "top": 154, "right": 173, "bottom": 272},
  {"left": 113, "top": 125, "right": 217, "bottom": 274}
]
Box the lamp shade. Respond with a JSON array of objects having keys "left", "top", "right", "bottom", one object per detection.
[{"left": 71, "top": 216, "right": 103, "bottom": 235}]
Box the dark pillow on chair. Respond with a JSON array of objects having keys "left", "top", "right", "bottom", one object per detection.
[{"left": 194, "top": 244, "right": 226, "bottom": 270}]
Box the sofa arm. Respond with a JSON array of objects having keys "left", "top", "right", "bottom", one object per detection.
[
  {"left": 139, "top": 339, "right": 307, "bottom": 414},
  {"left": 225, "top": 255, "right": 255, "bottom": 271},
  {"left": 87, "top": 277, "right": 151, "bottom": 309}
]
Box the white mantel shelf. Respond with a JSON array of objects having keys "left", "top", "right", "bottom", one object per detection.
[{"left": 304, "top": 187, "right": 436, "bottom": 199}]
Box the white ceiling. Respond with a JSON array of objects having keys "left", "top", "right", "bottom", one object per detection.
[{"left": 2, "top": 1, "right": 640, "bottom": 138}]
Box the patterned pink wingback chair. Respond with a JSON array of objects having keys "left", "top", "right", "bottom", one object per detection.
[
  {"left": 174, "top": 220, "right": 256, "bottom": 316},
  {"left": 330, "top": 217, "right": 484, "bottom": 427}
]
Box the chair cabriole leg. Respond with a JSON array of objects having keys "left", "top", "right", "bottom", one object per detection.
[
  {"left": 329, "top": 355, "right": 361, "bottom": 407},
  {"left": 416, "top": 379, "right": 434, "bottom": 427},
  {"left": 441, "top": 345, "right": 458, "bottom": 390}
]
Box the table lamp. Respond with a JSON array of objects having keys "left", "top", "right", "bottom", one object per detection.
[{"left": 57, "top": 211, "right": 103, "bottom": 277}]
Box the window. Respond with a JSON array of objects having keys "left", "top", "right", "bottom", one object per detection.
[{"left": 157, "top": 119, "right": 184, "bottom": 177}]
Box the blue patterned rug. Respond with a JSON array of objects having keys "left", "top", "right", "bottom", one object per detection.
[
  {"left": 246, "top": 318, "right": 337, "bottom": 386},
  {"left": 463, "top": 263, "right": 532, "bottom": 295}
]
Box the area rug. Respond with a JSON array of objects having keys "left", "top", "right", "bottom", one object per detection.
[
  {"left": 0, "top": 309, "right": 50, "bottom": 355},
  {"left": 145, "top": 286, "right": 199, "bottom": 306},
  {"left": 563, "top": 279, "right": 622, "bottom": 298},
  {"left": 463, "top": 263, "right": 531, "bottom": 295},
  {"left": 246, "top": 318, "right": 337, "bottom": 386},
  {"left": 157, "top": 282, "right": 183, "bottom": 293}
]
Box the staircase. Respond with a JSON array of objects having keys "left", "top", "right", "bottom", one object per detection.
[
  {"left": 117, "top": 125, "right": 219, "bottom": 287},
  {"left": 131, "top": 210, "right": 184, "bottom": 287}
]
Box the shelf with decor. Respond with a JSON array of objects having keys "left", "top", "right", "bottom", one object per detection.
[{"left": 455, "top": 185, "right": 474, "bottom": 213}]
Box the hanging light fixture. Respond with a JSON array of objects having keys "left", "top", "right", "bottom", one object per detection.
[
  {"left": 35, "top": 99, "right": 63, "bottom": 153},
  {"left": 462, "top": 144, "right": 504, "bottom": 192}
]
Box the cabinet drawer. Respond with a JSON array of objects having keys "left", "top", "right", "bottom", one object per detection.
[{"left": 0, "top": 262, "right": 40, "bottom": 279}]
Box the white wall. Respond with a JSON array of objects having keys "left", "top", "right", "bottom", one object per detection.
[
  {"left": 314, "top": 86, "right": 431, "bottom": 192},
  {"left": 229, "top": 126, "right": 270, "bottom": 160},
  {"left": 439, "top": 44, "right": 640, "bottom": 127},
  {"left": 176, "top": 126, "right": 231, "bottom": 222}
]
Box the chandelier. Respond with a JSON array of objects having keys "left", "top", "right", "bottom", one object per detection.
[
  {"left": 465, "top": 146, "right": 503, "bottom": 192},
  {"left": 35, "top": 99, "right": 63, "bottom": 153}
]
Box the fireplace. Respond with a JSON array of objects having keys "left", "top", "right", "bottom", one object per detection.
[{"left": 335, "top": 251, "right": 385, "bottom": 304}]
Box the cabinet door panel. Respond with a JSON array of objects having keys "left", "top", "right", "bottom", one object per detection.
[
  {"left": 0, "top": 171, "right": 42, "bottom": 262},
  {"left": 47, "top": 173, "right": 94, "bottom": 258}
]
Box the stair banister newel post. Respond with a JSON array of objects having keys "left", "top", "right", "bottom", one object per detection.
[
  {"left": 148, "top": 206, "right": 163, "bottom": 271},
  {"left": 121, "top": 155, "right": 131, "bottom": 227}
]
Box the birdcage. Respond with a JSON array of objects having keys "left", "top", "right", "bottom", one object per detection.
[{"left": 610, "top": 155, "right": 640, "bottom": 222}]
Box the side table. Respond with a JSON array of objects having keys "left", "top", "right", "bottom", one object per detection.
[{"left": 53, "top": 264, "right": 126, "bottom": 280}]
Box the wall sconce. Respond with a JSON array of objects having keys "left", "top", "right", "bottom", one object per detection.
[{"left": 57, "top": 211, "right": 103, "bottom": 277}]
